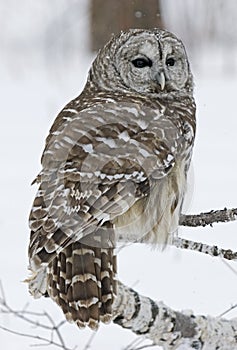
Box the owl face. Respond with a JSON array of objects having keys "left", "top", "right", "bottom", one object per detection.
[
  {"left": 114, "top": 31, "right": 190, "bottom": 94},
  {"left": 90, "top": 29, "right": 193, "bottom": 96}
]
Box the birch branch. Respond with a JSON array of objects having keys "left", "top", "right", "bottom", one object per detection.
[
  {"left": 180, "top": 208, "right": 237, "bottom": 227},
  {"left": 176, "top": 207, "right": 237, "bottom": 260},
  {"left": 172, "top": 237, "right": 237, "bottom": 261},
  {"left": 117, "top": 207, "right": 237, "bottom": 261},
  {"left": 113, "top": 281, "right": 237, "bottom": 350}
]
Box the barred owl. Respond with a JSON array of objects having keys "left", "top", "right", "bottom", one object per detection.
[{"left": 27, "top": 28, "right": 196, "bottom": 330}]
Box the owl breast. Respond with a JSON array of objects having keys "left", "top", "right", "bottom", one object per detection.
[{"left": 113, "top": 159, "right": 187, "bottom": 245}]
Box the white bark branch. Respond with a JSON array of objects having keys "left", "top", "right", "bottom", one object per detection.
[
  {"left": 113, "top": 281, "right": 237, "bottom": 350},
  {"left": 117, "top": 207, "right": 237, "bottom": 261},
  {"left": 172, "top": 237, "right": 237, "bottom": 261}
]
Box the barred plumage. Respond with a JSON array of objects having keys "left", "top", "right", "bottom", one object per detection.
[
  {"left": 27, "top": 28, "right": 196, "bottom": 330},
  {"left": 46, "top": 242, "right": 117, "bottom": 329}
]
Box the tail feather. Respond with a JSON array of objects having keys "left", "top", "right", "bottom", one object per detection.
[
  {"left": 100, "top": 248, "right": 116, "bottom": 322},
  {"left": 46, "top": 241, "right": 117, "bottom": 330}
]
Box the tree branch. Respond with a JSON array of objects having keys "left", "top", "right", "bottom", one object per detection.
[
  {"left": 172, "top": 237, "right": 237, "bottom": 261},
  {"left": 180, "top": 207, "right": 237, "bottom": 227},
  {"left": 113, "top": 281, "right": 237, "bottom": 350},
  {"left": 1, "top": 208, "right": 237, "bottom": 349},
  {"left": 117, "top": 207, "right": 237, "bottom": 261}
]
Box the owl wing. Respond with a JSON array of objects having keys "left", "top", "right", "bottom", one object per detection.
[{"left": 29, "top": 98, "right": 179, "bottom": 271}]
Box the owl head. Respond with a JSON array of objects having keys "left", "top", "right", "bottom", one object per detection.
[{"left": 88, "top": 28, "right": 194, "bottom": 96}]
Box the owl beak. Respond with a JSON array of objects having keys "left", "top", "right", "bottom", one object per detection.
[{"left": 155, "top": 71, "right": 166, "bottom": 90}]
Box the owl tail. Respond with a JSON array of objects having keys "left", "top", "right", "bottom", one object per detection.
[{"left": 46, "top": 242, "right": 117, "bottom": 330}]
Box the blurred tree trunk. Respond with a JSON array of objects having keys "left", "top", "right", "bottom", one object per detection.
[{"left": 90, "top": 0, "right": 164, "bottom": 51}]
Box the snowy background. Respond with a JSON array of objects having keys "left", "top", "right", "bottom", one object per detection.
[{"left": 0, "top": 1, "right": 237, "bottom": 349}]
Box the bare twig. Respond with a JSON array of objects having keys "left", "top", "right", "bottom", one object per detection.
[
  {"left": 0, "top": 282, "right": 73, "bottom": 350},
  {"left": 0, "top": 280, "right": 6, "bottom": 303},
  {"left": 123, "top": 337, "right": 157, "bottom": 350},
  {"left": 219, "top": 304, "right": 237, "bottom": 318},
  {"left": 0, "top": 325, "right": 72, "bottom": 350},
  {"left": 221, "top": 259, "right": 237, "bottom": 276},
  {"left": 43, "top": 311, "right": 68, "bottom": 349},
  {"left": 132, "top": 345, "right": 158, "bottom": 350},
  {"left": 123, "top": 337, "right": 147, "bottom": 350},
  {"left": 83, "top": 332, "right": 97, "bottom": 350}
]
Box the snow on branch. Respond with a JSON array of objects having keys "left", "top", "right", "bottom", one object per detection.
[{"left": 113, "top": 281, "right": 237, "bottom": 350}]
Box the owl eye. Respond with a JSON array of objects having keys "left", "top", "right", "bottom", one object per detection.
[
  {"left": 166, "top": 57, "right": 175, "bottom": 66},
  {"left": 132, "top": 57, "right": 152, "bottom": 68}
]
